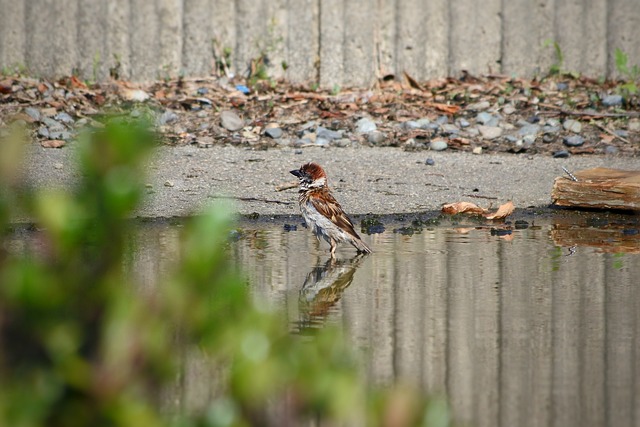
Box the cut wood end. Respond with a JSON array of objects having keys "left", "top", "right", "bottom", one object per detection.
[{"left": 551, "top": 168, "right": 640, "bottom": 210}]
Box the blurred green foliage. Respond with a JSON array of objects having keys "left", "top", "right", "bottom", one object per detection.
[{"left": 0, "top": 119, "right": 449, "bottom": 427}]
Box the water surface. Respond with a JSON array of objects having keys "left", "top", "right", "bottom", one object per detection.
[{"left": 226, "top": 213, "right": 640, "bottom": 427}]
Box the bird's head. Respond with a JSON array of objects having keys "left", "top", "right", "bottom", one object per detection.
[{"left": 290, "top": 162, "right": 327, "bottom": 190}]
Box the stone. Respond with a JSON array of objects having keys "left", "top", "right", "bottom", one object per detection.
[
  {"left": 367, "top": 131, "right": 385, "bottom": 144},
  {"left": 333, "top": 138, "right": 352, "bottom": 147},
  {"left": 436, "top": 115, "right": 449, "bottom": 125},
  {"left": 24, "top": 107, "right": 41, "bottom": 122},
  {"left": 416, "top": 118, "right": 432, "bottom": 129},
  {"left": 355, "top": 117, "right": 377, "bottom": 133},
  {"left": 157, "top": 110, "right": 178, "bottom": 126},
  {"left": 220, "top": 110, "right": 244, "bottom": 131},
  {"left": 563, "top": 135, "right": 585, "bottom": 147},
  {"left": 523, "top": 134, "right": 536, "bottom": 147},
  {"left": 478, "top": 125, "right": 503, "bottom": 140},
  {"left": 164, "top": 180, "right": 175, "bottom": 187},
  {"left": 42, "top": 117, "right": 64, "bottom": 131},
  {"left": 316, "top": 126, "right": 341, "bottom": 140},
  {"left": 602, "top": 94, "right": 623, "bottom": 107},
  {"left": 628, "top": 119, "right": 640, "bottom": 132},
  {"left": 197, "top": 136, "right": 214, "bottom": 148},
  {"left": 472, "top": 146, "right": 483, "bottom": 155},
  {"left": 37, "top": 126, "right": 50, "bottom": 138},
  {"left": 54, "top": 112, "right": 74, "bottom": 124},
  {"left": 553, "top": 150, "right": 570, "bottom": 158},
  {"left": 264, "top": 127, "right": 283, "bottom": 139},
  {"left": 197, "top": 111, "right": 208, "bottom": 118},
  {"left": 542, "top": 125, "right": 561, "bottom": 134},
  {"left": 54, "top": 163, "right": 63, "bottom": 170},
  {"left": 466, "top": 100, "right": 490, "bottom": 111},
  {"left": 604, "top": 145, "right": 619, "bottom": 155},
  {"left": 563, "top": 119, "right": 582, "bottom": 133},
  {"left": 476, "top": 112, "right": 494, "bottom": 125},
  {"left": 441, "top": 124, "right": 460, "bottom": 134},
  {"left": 49, "top": 131, "right": 72, "bottom": 141},
  {"left": 502, "top": 104, "right": 516, "bottom": 115},
  {"left": 402, "top": 120, "right": 421, "bottom": 130},
  {"left": 457, "top": 118, "right": 470, "bottom": 128},
  {"left": 425, "top": 158, "right": 435, "bottom": 166},
  {"left": 614, "top": 129, "right": 629, "bottom": 138},
  {"left": 556, "top": 82, "right": 569, "bottom": 91},
  {"left": 429, "top": 139, "right": 448, "bottom": 151},
  {"left": 315, "top": 137, "right": 330, "bottom": 147},
  {"left": 518, "top": 124, "right": 540, "bottom": 137}
]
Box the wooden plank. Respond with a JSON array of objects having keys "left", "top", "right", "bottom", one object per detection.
[{"left": 551, "top": 167, "right": 640, "bottom": 210}]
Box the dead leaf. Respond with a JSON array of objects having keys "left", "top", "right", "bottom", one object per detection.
[
  {"left": 424, "top": 102, "right": 461, "bottom": 115},
  {"left": 441, "top": 202, "right": 487, "bottom": 215},
  {"left": 403, "top": 71, "right": 423, "bottom": 90},
  {"left": 41, "top": 139, "right": 66, "bottom": 148},
  {"left": 485, "top": 201, "right": 515, "bottom": 220},
  {"left": 69, "top": 75, "right": 88, "bottom": 90}
]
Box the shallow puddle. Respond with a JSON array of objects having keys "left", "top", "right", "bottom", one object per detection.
[
  {"left": 8, "top": 211, "right": 640, "bottom": 426},
  {"left": 229, "top": 213, "right": 640, "bottom": 427}
]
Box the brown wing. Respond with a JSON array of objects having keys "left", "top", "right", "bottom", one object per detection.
[{"left": 308, "top": 188, "right": 361, "bottom": 239}]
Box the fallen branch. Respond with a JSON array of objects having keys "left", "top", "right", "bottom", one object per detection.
[{"left": 592, "top": 121, "right": 632, "bottom": 145}]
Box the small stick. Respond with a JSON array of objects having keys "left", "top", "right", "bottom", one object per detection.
[
  {"left": 562, "top": 166, "right": 578, "bottom": 182},
  {"left": 592, "top": 121, "right": 632, "bottom": 145}
]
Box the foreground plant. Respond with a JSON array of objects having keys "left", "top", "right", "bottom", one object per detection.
[{"left": 0, "top": 120, "right": 449, "bottom": 427}]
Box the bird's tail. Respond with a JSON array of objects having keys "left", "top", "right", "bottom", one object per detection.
[{"left": 351, "top": 236, "right": 372, "bottom": 254}]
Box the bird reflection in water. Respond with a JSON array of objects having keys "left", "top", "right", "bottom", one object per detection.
[{"left": 294, "top": 255, "right": 366, "bottom": 333}]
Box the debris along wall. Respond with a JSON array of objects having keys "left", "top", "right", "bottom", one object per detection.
[{"left": 0, "top": 0, "right": 638, "bottom": 86}]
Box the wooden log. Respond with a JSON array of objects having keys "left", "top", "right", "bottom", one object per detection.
[{"left": 551, "top": 167, "right": 640, "bottom": 210}]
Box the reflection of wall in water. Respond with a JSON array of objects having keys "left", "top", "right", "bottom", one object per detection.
[
  {"left": 131, "top": 223, "right": 640, "bottom": 426},
  {"left": 234, "top": 226, "right": 640, "bottom": 427}
]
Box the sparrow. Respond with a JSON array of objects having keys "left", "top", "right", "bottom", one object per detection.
[{"left": 290, "top": 162, "right": 371, "bottom": 258}]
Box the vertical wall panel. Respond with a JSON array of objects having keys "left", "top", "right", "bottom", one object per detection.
[
  {"left": 0, "top": 0, "right": 26, "bottom": 71},
  {"left": 342, "top": 0, "right": 376, "bottom": 87},
  {"left": 0, "top": 0, "right": 639, "bottom": 86},
  {"left": 266, "top": 1, "right": 289, "bottom": 80},
  {"left": 210, "top": 0, "right": 236, "bottom": 76},
  {"left": 607, "top": 0, "right": 640, "bottom": 78},
  {"left": 286, "top": 0, "right": 319, "bottom": 83},
  {"left": 423, "top": 0, "right": 449, "bottom": 78},
  {"left": 183, "top": 0, "right": 212, "bottom": 76},
  {"left": 555, "top": 0, "right": 607, "bottom": 77},
  {"left": 395, "top": 0, "right": 427, "bottom": 80},
  {"left": 375, "top": 0, "right": 396, "bottom": 79},
  {"left": 157, "top": 0, "right": 183, "bottom": 78},
  {"left": 449, "top": 0, "right": 502, "bottom": 76},
  {"left": 130, "top": 0, "right": 161, "bottom": 81},
  {"left": 319, "top": 0, "right": 344, "bottom": 88},
  {"left": 106, "top": 0, "right": 132, "bottom": 80},
  {"left": 501, "top": 0, "right": 555, "bottom": 77},
  {"left": 77, "top": 1, "right": 107, "bottom": 81},
  {"left": 26, "top": 0, "right": 78, "bottom": 77},
  {"left": 234, "top": 0, "right": 266, "bottom": 78}
]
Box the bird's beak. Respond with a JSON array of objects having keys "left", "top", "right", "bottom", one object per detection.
[{"left": 290, "top": 169, "right": 302, "bottom": 178}]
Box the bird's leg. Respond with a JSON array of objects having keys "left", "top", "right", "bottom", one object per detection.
[{"left": 329, "top": 239, "right": 337, "bottom": 259}]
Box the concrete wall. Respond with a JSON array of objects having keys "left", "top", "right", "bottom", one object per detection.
[{"left": 1, "top": 0, "right": 638, "bottom": 86}]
